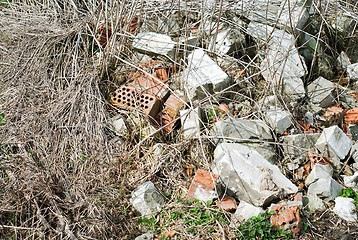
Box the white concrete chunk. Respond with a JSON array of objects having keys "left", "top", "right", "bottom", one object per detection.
[
  {"left": 336, "top": 51, "right": 351, "bottom": 71},
  {"left": 182, "top": 49, "right": 231, "bottom": 100},
  {"left": 247, "top": 22, "right": 306, "bottom": 99},
  {"left": 180, "top": 107, "right": 202, "bottom": 138},
  {"left": 307, "top": 193, "right": 326, "bottom": 212},
  {"left": 307, "top": 177, "right": 343, "bottom": 201},
  {"left": 315, "top": 126, "right": 352, "bottom": 166},
  {"left": 343, "top": 172, "right": 358, "bottom": 188},
  {"left": 133, "top": 32, "right": 176, "bottom": 57},
  {"left": 130, "top": 181, "right": 165, "bottom": 216},
  {"left": 213, "top": 143, "right": 298, "bottom": 207},
  {"left": 239, "top": 0, "right": 310, "bottom": 33},
  {"left": 226, "top": 142, "right": 276, "bottom": 164},
  {"left": 209, "top": 28, "right": 245, "bottom": 55},
  {"left": 234, "top": 201, "right": 264, "bottom": 222},
  {"left": 135, "top": 233, "right": 154, "bottom": 240},
  {"left": 110, "top": 116, "right": 127, "bottom": 136},
  {"left": 213, "top": 118, "right": 273, "bottom": 142},
  {"left": 282, "top": 133, "right": 320, "bottom": 159},
  {"left": 347, "top": 63, "right": 358, "bottom": 81},
  {"left": 305, "top": 164, "right": 333, "bottom": 186},
  {"left": 307, "top": 77, "right": 336, "bottom": 107},
  {"left": 264, "top": 107, "right": 292, "bottom": 134},
  {"left": 333, "top": 197, "right": 357, "bottom": 222}
]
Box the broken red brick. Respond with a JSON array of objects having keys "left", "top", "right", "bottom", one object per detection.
[
  {"left": 154, "top": 92, "right": 185, "bottom": 133},
  {"left": 111, "top": 85, "right": 161, "bottom": 117},
  {"left": 270, "top": 201, "right": 302, "bottom": 234},
  {"left": 307, "top": 152, "right": 332, "bottom": 169},
  {"left": 186, "top": 169, "right": 218, "bottom": 201},
  {"left": 215, "top": 195, "right": 237, "bottom": 212},
  {"left": 345, "top": 108, "right": 358, "bottom": 124},
  {"left": 322, "top": 106, "right": 345, "bottom": 126},
  {"left": 129, "top": 73, "right": 169, "bottom": 100}
]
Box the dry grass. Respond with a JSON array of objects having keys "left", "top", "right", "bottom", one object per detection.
[{"left": 0, "top": 0, "right": 358, "bottom": 239}]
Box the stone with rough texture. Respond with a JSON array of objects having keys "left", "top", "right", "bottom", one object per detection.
[
  {"left": 333, "top": 197, "right": 357, "bottom": 222},
  {"left": 213, "top": 143, "right": 298, "bottom": 207},
  {"left": 133, "top": 32, "right": 176, "bottom": 57},
  {"left": 232, "top": 201, "right": 264, "bottom": 223},
  {"left": 348, "top": 124, "right": 358, "bottom": 141},
  {"left": 281, "top": 133, "right": 320, "bottom": 159},
  {"left": 307, "top": 177, "right": 343, "bottom": 201},
  {"left": 343, "top": 172, "right": 358, "bottom": 188},
  {"left": 180, "top": 107, "right": 202, "bottom": 138},
  {"left": 247, "top": 22, "right": 306, "bottom": 99},
  {"left": 305, "top": 164, "right": 333, "bottom": 186},
  {"left": 227, "top": 142, "right": 276, "bottom": 164},
  {"left": 209, "top": 28, "right": 245, "bottom": 55},
  {"left": 336, "top": 51, "right": 351, "bottom": 71},
  {"left": 213, "top": 118, "right": 273, "bottom": 142},
  {"left": 307, "top": 193, "right": 326, "bottom": 212},
  {"left": 181, "top": 49, "right": 231, "bottom": 100},
  {"left": 315, "top": 126, "right": 352, "bottom": 166},
  {"left": 130, "top": 181, "right": 165, "bottom": 216},
  {"left": 110, "top": 116, "right": 127, "bottom": 136},
  {"left": 264, "top": 107, "right": 292, "bottom": 134},
  {"left": 238, "top": 0, "right": 310, "bottom": 33},
  {"left": 307, "top": 77, "right": 336, "bottom": 107},
  {"left": 347, "top": 63, "right": 358, "bottom": 81}
]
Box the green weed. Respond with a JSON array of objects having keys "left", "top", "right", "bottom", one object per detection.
[
  {"left": 340, "top": 188, "right": 358, "bottom": 210},
  {"left": 0, "top": 113, "right": 5, "bottom": 126},
  {"left": 237, "top": 211, "right": 293, "bottom": 240}
]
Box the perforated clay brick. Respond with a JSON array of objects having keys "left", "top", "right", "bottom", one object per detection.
[{"left": 111, "top": 86, "right": 161, "bottom": 117}]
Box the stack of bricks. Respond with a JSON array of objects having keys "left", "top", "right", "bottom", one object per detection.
[{"left": 111, "top": 61, "right": 184, "bottom": 133}]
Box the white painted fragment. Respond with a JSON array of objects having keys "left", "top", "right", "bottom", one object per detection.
[{"left": 334, "top": 197, "right": 357, "bottom": 222}]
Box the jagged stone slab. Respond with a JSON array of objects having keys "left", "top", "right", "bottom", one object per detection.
[
  {"left": 130, "top": 181, "right": 165, "bottom": 216},
  {"left": 281, "top": 133, "right": 320, "bottom": 159},
  {"left": 209, "top": 28, "right": 245, "bottom": 55},
  {"left": 213, "top": 118, "right": 273, "bottom": 142},
  {"left": 347, "top": 63, "right": 358, "bottom": 81},
  {"left": 213, "top": 143, "right": 298, "bottom": 207},
  {"left": 307, "top": 177, "right": 343, "bottom": 201},
  {"left": 305, "top": 164, "right": 333, "bottom": 186},
  {"left": 181, "top": 49, "right": 231, "bottom": 100},
  {"left": 133, "top": 32, "right": 176, "bottom": 57},
  {"left": 180, "top": 107, "right": 203, "bottom": 138},
  {"left": 315, "top": 126, "right": 352, "bottom": 166},
  {"left": 307, "top": 77, "right": 336, "bottom": 107},
  {"left": 247, "top": 22, "right": 306, "bottom": 99},
  {"left": 264, "top": 107, "right": 292, "bottom": 134}
]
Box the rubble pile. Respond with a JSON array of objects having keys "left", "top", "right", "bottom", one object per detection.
[{"left": 101, "top": 0, "right": 358, "bottom": 238}]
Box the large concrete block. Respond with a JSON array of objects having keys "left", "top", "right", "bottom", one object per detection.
[
  {"left": 213, "top": 143, "right": 298, "bottom": 207},
  {"left": 213, "top": 118, "right": 273, "bottom": 142},
  {"left": 238, "top": 0, "right": 311, "bottom": 33},
  {"left": 307, "top": 77, "right": 336, "bottom": 107},
  {"left": 133, "top": 32, "right": 176, "bottom": 57},
  {"left": 264, "top": 107, "right": 292, "bottom": 134},
  {"left": 315, "top": 126, "right": 352, "bottom": 166},
  {"left": 130, "top": 181, "right": 165, "bottom": 216},
  {"left": 305, "top": 164, "right": 333, "bottom": 186},
  {"left": 281, "top": 133, "right": 320, "bottom": 159},
  {"left": 227, "top": 142, "right": 276, "bottom": 164},
  {"left": 181, "top": 49, "right": 231, "bottom": 100},
  {"left": 307, "top": 177, "right": 343, "bottom": 201},
  {"left": 247, "top": 22, "right": 306, "bottom": 99}
]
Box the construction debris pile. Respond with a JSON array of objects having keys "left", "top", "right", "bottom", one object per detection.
[{"left": 99, "top": 0, "right": 358, "bottom": 238}]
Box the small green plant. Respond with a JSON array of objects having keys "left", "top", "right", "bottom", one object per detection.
[
  {"left": 138, "top": 199, "right": 229, "bottom": 236},
  {"left": 237, "top": 211, "right": 293, "bottom": 240},
  {"left": 0, "top": 113, "right": 5, "bottom": 126},
  {"left": 340, "top": 188, "right": 358, "bottom": 210}
]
